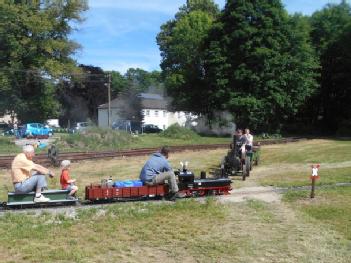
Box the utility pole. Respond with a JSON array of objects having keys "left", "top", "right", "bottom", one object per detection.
[{"left": 107, "top": 72, "right": 111, "bottom": 128}]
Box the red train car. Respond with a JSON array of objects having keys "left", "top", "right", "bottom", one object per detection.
[{"left": 85, "top": 172, "right": 232, "bottom": 202}]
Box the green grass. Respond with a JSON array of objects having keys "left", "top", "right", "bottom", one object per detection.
[
  {"left": 55, "top": 127, "right": 230, "bottom": 152},
  {"left": 0, "top": 199, "right": 235, "bottom": 263},
  {"left": 0, "top": 137, "right": 21, "bottom": 154},
  {"left": 261, "top": 139, "right": 351, "bottom": 165},
  {"left": 283, "top": 186, "right": 351, "bottom": 241},
  {"left": 259, "top": 166, "right": 351, "bottom": 188}
]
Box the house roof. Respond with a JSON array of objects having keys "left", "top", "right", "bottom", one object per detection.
[{"left": 98, "top": 93, "right": 168, "bottom": 110}]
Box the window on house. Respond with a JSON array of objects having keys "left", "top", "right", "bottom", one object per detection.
[
  {"left": 163, "top": 111, "right": 166, "bottom": 117},
  {"left": 146, "top": 110, "right": 150, "bottom": 116},
  {"left": 177, "top": 112, "right": 181, "bottom": 118},
  {"left": 155, "top": 110, "right": 159, "bottom": 117}
]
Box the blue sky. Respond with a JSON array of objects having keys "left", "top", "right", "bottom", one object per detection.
[{"left": 70, "top": 0, "right": 343, "bottom": 73}]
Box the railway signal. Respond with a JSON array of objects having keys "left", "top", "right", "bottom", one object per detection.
[{"left": 310, "top": 164, "right": 320, "bottom": 198}]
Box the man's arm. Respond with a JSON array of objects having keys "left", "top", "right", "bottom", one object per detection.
[{"left": 33, "top": 164, "right": 54, "bottom": 177}]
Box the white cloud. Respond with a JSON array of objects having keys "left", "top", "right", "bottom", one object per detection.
[{"left": 88, "top": 0, "right": 184, "bottom": 14}]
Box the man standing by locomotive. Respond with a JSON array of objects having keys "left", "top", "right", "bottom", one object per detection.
[
  {"left": 11, "top": 145, "right": 54, "bottom": 202},
  {"left": 139, "top": 146, "right": 183, "bottom": 200},
  {"left": 244, "top": 128, "right": 254, "bottom": 151}
]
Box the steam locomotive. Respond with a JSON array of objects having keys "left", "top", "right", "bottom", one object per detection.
[{"left": 4, "top": 164, "right": 232, "bottom": 209}]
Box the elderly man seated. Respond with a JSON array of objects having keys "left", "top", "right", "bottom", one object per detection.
[{"left": 11, "top": 145, "right": 55, "bottom": 202}]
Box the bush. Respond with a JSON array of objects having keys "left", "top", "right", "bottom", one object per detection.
[
  {"left": 57, "top": 127, "right": 136, "bottom": 151},
  {"left": 161, "top": 124, "right": 200, "bottom": 140}
]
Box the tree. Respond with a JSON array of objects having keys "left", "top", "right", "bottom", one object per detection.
[
  {"left": 0, "top": 0, "right": 87, "bottom": 122},
  {"left": 204, "top": 0, "right": 318, "bottom": 131},
  {"left": 309, "top": 1, "right": 351, "bottom": 133},
  {"left": 57, "top": 65, "right": 106, "bottom": 124},
  {"left": 124, "top": 68, "right": 162, "bottom": 92},
  {"left": 111, "top": 71, "right": 128, "bottom": 96},
  {"left": 157, "top": 0, "right": 220, "bottom": 114}
]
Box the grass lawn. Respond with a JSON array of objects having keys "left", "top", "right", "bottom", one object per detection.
[
  {"left": 256, "top": 139, "right": 351, "bottom": 187},
  {"left": 0, "top": 132, "right": 230, "bottom": 154},
  {"left": 283, "top": 186, "right": 351, "bottom": 241},
  {"left": 0, "top": 139, "right": 351, "bottom": 262},
  {"left": 0, "top": 137, "right": 21, "bottom": 155}
]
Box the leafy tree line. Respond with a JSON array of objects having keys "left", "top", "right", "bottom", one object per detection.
[
  {"left": 158, "top": 0, "right": 351, "bottom": 134},
  {"left": 0, "top": 0, "right": 88, "bottom": 123},
  {"left": 0, "top": 1, "right": 163, "bottom": 126},
  {"left": 58, "top": 66, "right": 162, "bottom": 125}
]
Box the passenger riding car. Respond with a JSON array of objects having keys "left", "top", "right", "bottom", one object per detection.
[{"left": 19, "top": 123, "right": 53, "bottom": 138}]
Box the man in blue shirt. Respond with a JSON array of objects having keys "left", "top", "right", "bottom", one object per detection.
[{"left": 140, "top": 146, "right": 180, "bottom": 198}]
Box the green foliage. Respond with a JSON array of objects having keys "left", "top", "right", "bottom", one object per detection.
[
  {"left": 302, "top": 1, "right": 351, "bottom": 133},
  {"left": 204, "top": 0, "right": 319, "bottom": 132},
  {"left": 124, "top": 68, "right": 162, "bottom": 92},
  {"left": 157, "top": 0, "right": 219, "bottom": 114},
  {"left": 0, "top": 0, "right": 87, "bottom": 122},
  {"left": 161, "top": 124, "right": 200, "bottom": 140},
  {"left": 158, "top": 0, "right": 319, "bottom": 132},
  {"left": 57, "top": 65, "right": 106, "bottom": 124},
  {"left": 111, "top": 70, "right": 128, "bottom": 95}
]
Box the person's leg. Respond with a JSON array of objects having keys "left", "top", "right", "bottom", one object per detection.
[
  {"left": 32, "top": 175, "right": 48, "bottom": 196},
  {"left": 155, "top": 171, "right": 179, "bottom": 193},
  {"left": 14, "top": 175, "right": 47, "bottom": 194},
  {"left": 69, "top": 185, "right": 78, "bottom": 196}
]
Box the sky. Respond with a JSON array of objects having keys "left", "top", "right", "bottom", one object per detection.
[{"left": 70, "top": 0, "right": 344, "bottom": 73}]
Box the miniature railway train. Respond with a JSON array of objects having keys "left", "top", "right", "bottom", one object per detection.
[{"left": 3, "top": 169, "right": 232, "bottom": 209}]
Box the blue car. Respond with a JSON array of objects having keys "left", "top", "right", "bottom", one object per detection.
[{"left": 19, "top": 123, "right": 53, "bottom": 138}]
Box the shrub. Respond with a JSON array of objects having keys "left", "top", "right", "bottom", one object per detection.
[
  {"left": 161, "top": 124, "right": 200, "bottom": 140},
  {"left": 58, "top": 127, "right": 136, "bottom": 151}
]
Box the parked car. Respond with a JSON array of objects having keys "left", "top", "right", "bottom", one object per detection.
[
  {"left": 19, "top": 123, "right": 53, "bottom": 138},
  {"left": 69, "top": 122, "right": 90, "bottom": 134},
  {"left": 142, "top": 124, "right": 162, "bottom": 133}
]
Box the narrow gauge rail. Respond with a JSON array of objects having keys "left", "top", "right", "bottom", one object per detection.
[{"left": 0, "top": 138, "right": 303, "bottom": 168}]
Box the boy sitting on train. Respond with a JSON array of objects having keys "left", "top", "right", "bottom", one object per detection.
[
  {"left": 60, "top": 160, "right": 78, "bottom": 200},
  {"left": 11, "top": 144, "right": 54, "bottom": 203},
  {"left": 139, "top": 146, "right": 185, "bottom": 201}
]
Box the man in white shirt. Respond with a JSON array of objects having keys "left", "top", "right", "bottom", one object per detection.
[{"left": 244, "top": 128, "right": 253, "bottom": 151}]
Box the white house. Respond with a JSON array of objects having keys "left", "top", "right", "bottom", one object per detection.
[{"left": 98, "top": 93, "right": 196, "bottom": 130}]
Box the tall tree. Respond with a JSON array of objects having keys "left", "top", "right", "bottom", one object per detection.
[
  {"left": 204, "top": 0, "right": 318, "bottom": 131},
  {"left": 0, "top": 0, "right": 87, "bottom": 122},
  {"left": 57, "top": 65, "right": 106, "bottom": 124},
  {"left": 309, "top": 1, "right": 351, "bottom": 132},
  {"left": 157, "top": 0, "right": 220, "bottom": 114}
]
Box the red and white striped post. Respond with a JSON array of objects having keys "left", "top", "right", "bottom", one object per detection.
[{"left": 310, "top": 164, "right": 320, "bottom": 198}]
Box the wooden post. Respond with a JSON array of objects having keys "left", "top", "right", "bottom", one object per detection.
[
  {"left": 310, "top": 177, "right": 315, "bottom": 198},
  {"left": 310, "top": 164, "right": 320, "bottom": 199}
]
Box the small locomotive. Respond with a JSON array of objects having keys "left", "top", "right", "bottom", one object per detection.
[{"left": 221, "top": 134, "right": 260, "bottom": 180}]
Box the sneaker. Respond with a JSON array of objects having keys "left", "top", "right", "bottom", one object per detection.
[{"left": 34, "top": 195, "right": 50, "bottom": 203}]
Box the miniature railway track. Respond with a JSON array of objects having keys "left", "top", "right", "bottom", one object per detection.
[{"left": 0, "top": 137, "right": 303, "bottom": 169}]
